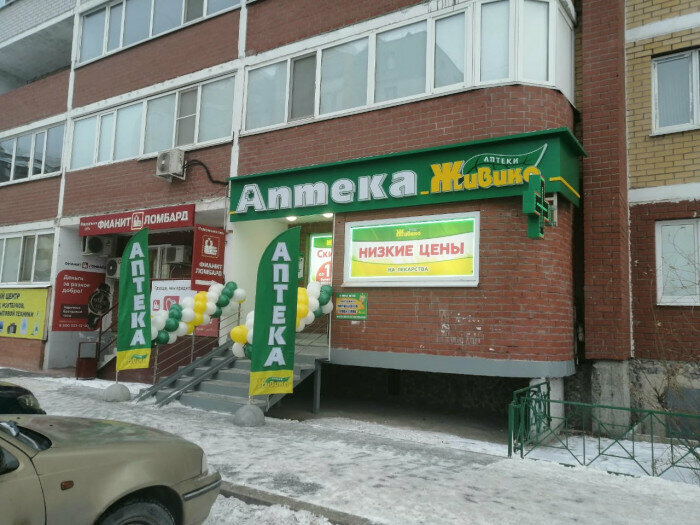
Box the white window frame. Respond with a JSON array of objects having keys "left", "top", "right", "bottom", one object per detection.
[
  {"left": 652, "top": 49, "right": 700, "bottom": 135},
  {"left": 655, "top": 219, "right": 700, "bottom": 306},
  {"left": 0, "top": 230, "right": 55, "bottom": 285},
  {"left": 0, "top": 124, "right": 66, "bottom": 187},
  {"left": 77, "top": 0, "right": 242, "bottom": 65}
]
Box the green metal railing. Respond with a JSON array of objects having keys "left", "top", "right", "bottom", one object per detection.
[{"left": 508, "top": 382, "right": 700, "bottom": 482}]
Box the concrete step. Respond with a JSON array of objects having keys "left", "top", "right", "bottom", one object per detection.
[
  {"left": 199, "top": 379, "right": 251, "bottom": 397},
  {"left": 217, "top": 367, "right": 252, "bottom": 382},
  {"left": 178, "top": 391, "right": 267, "bottom": 414}
]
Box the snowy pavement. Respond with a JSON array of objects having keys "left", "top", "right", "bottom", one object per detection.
[{"left": 3, "top": 372, "right": 699, "bottom": 524}]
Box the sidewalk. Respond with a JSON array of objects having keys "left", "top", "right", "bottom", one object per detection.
[{"left": 4, "top": 372, "right": 699, "bottom": 524}]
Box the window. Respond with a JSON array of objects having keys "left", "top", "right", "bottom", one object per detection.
[
  {"left": 320, "top": 38, "right": 368, "bottom": 114},
  {"left": 375, "top": 21, "right": 427, "bottom": 103},
  {"left": 145, "top": 94, "right": 176, "bottom": 153},
  {"left": 79, "top": 0, "right": 241, "bottom": 63},
  {"left": 480, "top": 0, "right": 510, "bottom": 82},
  {"left": 653, "top": 50, "right": 700, "bottom": 133},
  {"left": 0, "top": 124, "right": 65, "bottom": 183},
  {"left": 656, "top": 219, "right": 700, "bottom": 305},
  {"left": 0, "top": 233, "right": 54, "bottom": 284},
  {"left": 246, "top": 63, "right": 288, "bottom": 129},
  {"left": 521, "top": 0, "right": 549, "bottom": 82},
  {"left": 435, "top": 14, "right": 466, "bottom": 89},
  {"left": 290, "top": 55, "right": 316, "bottom": 121},
  {"left": 114, "top": 104, "right": 143, "bottom": 160}
]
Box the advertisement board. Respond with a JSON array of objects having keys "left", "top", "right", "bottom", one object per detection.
[
  {"left": 79, "top": 204, "right": 195, "bottom": 236},
  {"left": 308, "top": 234, "right": 333, "bottom": 284},
  {"left": 192, "top": 225, "right": 226, "bottom": 291},
  {"left": 335, "top": 293, "right": 368, "bottom": 320},
  {"left": 0, "top": 288, "right": 49, "bottom": 340},
  {"left": 344, "top": 213, "right": 479, "bottom": 287},
  {"left": 151, "top": 280, "right": 219, "bottom": 337},
  {"left": 52, "top": 271, "right": 109, "bottom": 331}
]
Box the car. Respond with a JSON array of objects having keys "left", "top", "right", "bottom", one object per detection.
[
  {"left": 0, "top": 415, "right": 221, "bottom": 525},
  {"left": 0, "top": 381, "right": 45, "bottom": 414}
]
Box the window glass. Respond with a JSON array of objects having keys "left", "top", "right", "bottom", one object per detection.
[
  {"left": 145, "top": 94, "right": 176, "bottom": 153},
  {"left": 45, "top": 125, "right": 64, "bottom": 174},
  {"left": 481, "top": 0, "right": 510, "bottom": 81},
  {"left": 71, "top": 117, "right": 97, "bottom": 170},
  {"left": 33, "top": 234, "right": 54, "bottom": 282},
  {"left": 555, "top": 10, "right": 574, "bottom": 101},
  {"left": 185, "top": 0, "right": 204, "bottom": 22},
  {"left": 522, "top": 0, "right": 548, "bottom": 82},
  {"left": 19, "top": 236, "right": 35, "bottom": 282},
  {"left": 320, "top": 38, "right": 368, "bottom": 114},
  {"left": 657, "top": 55, "right": 692, "bottom": 128},
  {"left": 123, "top": 0, "right": 151, "bottom": 46},
  {"left": 290, "top": 55, "right": 316, "bottom": 120},
  {"left": 0, "top": 139, "right": 13, "bottom": 183},
  {"left": 80, "top": 9, "right": 106, "bottom": 62},
  {"left": 98, "top": 113, "right": 115, "bottom": 163},
  {"left": 153, "top": 0, "right": 183, "bottom": 35},
  {"left": 199, "top": 77, "right": 235, "bottom": 142},
  {"left": 207, "top": 0, "right": 238, "bottom": 15},
  {"left": 12, "top": 135, "right": 31, "bottom": 181},
  {"left": 114, "top": 104, "right": 143, "bottom": 160},
  {"left": 2, "top": 237, "right": 20, "bottom": 282},
  {"left": 246, "top": 62, "right": 287, "bottom": 129},
  {"left": 31, "top": 132, "right": 45, "bottom": 176},
  {"left": 375, "top": 21, "right": 427, "bottom": 103},
  {"left": 435, "top": 14, "right": 465, "bottom": 88},
  {"left": 107, "top": 3, "right": 123, "bottom": 51},
  {"left": 660, "top": 223, "right": 698, "bottom": 298},
  {"left": 176, "top": 89, "right": 198, "bottom": 146}
]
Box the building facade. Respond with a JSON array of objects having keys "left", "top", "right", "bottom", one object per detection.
[{"left": 0, "top": 0, "right": 697, "bottom": 413}]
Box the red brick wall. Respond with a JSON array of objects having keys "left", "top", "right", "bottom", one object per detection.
[
  {"left": 580, "top": 0, "right": 630, "bottom": 360},
  {"left": 331, "top": 199, "right": 575, "bottom": 362},
  {"left": 0, "top": 70, "right": 69, "bottom": 132},
  {"left": 73, "top": 11, "right": 239, "bottom": 108},
  {"left": 631, "top": 201, "right": 700, "bottom": 361},
  {"left": 0, "top": 177, "right": 61, "bottom": 226},
  {"left": 0, "top": 339, "right": 44, "bottom": 371},
  {"left": 240, "top": 86, "right": 574, "bottom": 175},
  {"left": 246, "top": 0, "right": 421, "bottom": 54},
  {"left": 62, "top": 143, "right": 231, "bottom": 217}
]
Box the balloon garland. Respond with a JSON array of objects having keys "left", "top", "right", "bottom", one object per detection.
[{"left": 151, "top": 281, "right": 246, "bottom": 345}]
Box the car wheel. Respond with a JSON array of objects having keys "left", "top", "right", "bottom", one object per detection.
[{"left": 98, "top": 498, "right": 175, "bottom": 525}]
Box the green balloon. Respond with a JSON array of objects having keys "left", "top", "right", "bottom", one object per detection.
[
  {"left": 168, "top": 309, "right": 182, "bottom": 321},
  {"left": 313, "top": 307, "right": 323, "bottom": 318},
  {"left": 225, "top": 281, "right": 238, "bottom": 292},
  {"left": 243, "top": 343, "right": 252, "bottom": 359},
  {"left": 320, "top": 285, "right": 333, "bottom": 295},
  {"left": 156, "top": 331, "right": 170, "bottom": 345},
  {"left": 212, "top": 306, "right": 222, "bottom": 318},
  {"left": 318, "top": 292, "right": 331, "bottom": 306},
  {"left": 165, "top": 318, "right": 179, "bottom": 332},
  {"left": 216, "top": 295, "right": 230, "bottom": 308},
  {"left": 170, "top": 303, "right": 183, "bottom": 311}
]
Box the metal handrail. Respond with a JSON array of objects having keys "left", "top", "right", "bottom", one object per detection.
[{"left": 155, "top": 353, "right": 237, "bottom": 407}]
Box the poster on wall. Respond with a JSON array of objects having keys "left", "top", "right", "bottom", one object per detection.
[
  {"left": 308, "top": 234, "right": 333, "bottom": 284},
  {"left": 52, "top": 271, "right": 109, "bottom": 331},
  {"left": 0, "top": 288, "right": 49, "bottom": 340},
  {"left": 151, "top": 280, "right": 219, "bottom": 337},
  {"left": 192, "top": 225, "right": 226, "bottom": 291},
  {"left": 335, "top": 293, "right": 368, "bottom": 320},
  {"left": 344, "top": 213, "right": 479, "bottom": 287}
]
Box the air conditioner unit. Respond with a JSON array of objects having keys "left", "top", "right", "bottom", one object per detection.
[
  {"left": 105, "top": 258, "right": 122, "bottom": 279},
  {"left": 164, "top": 245, "right": 192, "bottom": 264},
  {"left": 155, "top": 149, "right": 185, "bottom": 181},
  {"left": 82, "top": 235, "right": 115, "bottom": 257}
]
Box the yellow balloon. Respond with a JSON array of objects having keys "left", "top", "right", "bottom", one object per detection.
[
  {"left": 298, "top": 287, "right": 308, "bottom": 297},
  {"left": 297, "top": 294, "right": 308, "bottom": 305},
  {"left": 296, "top": 303, "right": 309, "bottom": 319},
  {"left": 193, "top": 312, "right": 204, "bottom": 326},
  {"left": 230, "top": 325, "right": 248, "bottom": 344},
  {"left": 193, "top": 300, "right": 207, "bottom": 313},
  {"left": 195, "top": 291, "right": 207, "bottom": 301},
  {"left": 186, "top": 322, "right": 196, "bottom": 335}
]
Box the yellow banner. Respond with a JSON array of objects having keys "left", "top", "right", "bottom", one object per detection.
[
  {"left": 249, "top": 370, "right": 294, "bottom": 396},
  {"left": 115, "top": 348, "right": 152, "bottom": 370},
  {"left": 351, "top": 257, "right": 473, "bottom": 278},
  {"left": 0, "top": 288, "right": 48, "bottom": 340}
]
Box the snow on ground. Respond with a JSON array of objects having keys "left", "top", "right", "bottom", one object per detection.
[
  {"left": 3, "top": 373, "right": 700, "bottom": 524},
  {"left": 205, "top": 496, "right": 331, "bottom": 525}
]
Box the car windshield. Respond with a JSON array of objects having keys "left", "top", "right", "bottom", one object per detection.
[{"left": 0, "top": 421, "right": 51, "bottom": 451}]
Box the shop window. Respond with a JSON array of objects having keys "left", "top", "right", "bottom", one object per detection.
[
  {"left": 435, "top": 13, "right": 466, "bottom": 89},
  {"left": 0, "top": 124, "right": 65, "bottom": 183},
  {"left": 656, "top": 219, "right": 700, "bottom": 306},
  {"left": 0, "top": 233, "right": 53, "bottom": 284},
  {"left": 320, "top": 38, "right": 368, "bottom": 115},
  {"left": 375, "top": 21, "right": 427, "bottom": 103},
  {"left": 653, "top": 51, "right": 699, "bottom": 133},
  {"left": 246, "top": 62, "right": 288, "bottom": 130}
]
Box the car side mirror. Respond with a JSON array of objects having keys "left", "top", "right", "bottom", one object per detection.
[{"left": 0, "top": 448, "right": 20, "bottom": 475}]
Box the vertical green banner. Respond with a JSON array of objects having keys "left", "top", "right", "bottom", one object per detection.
[
  {"left": 249, "top": 227, "right": 300, "bottom": 396},
  {"left": 116, "top": 228, "right": 152, "bottom": 371}
]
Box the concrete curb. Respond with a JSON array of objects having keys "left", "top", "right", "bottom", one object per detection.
[{"left": 220, "top": 481, "right": 378, "bottom": 525}]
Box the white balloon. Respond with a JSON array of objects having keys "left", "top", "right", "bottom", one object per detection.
[
  {"left": 246, "top": 329, "right": 254, "bottom": 344},
  {"left": 306, "top": 281, "right": 322, "bottom": 299},
  {"left": 152, "top": 316, "right": 166, "bottom": 331},
  {"left": 232, "top": 342, "right": 246, "bottom": 358},
  {"left": 180, "top": 308, "right": 195, "bottom": 323},
  {"left": 181, "top": 296, "right": 195, "bottom": 309},
  {"left": 296, "top": 321, "right": 306, "bottom": 333},
  {"left": 245, "top": 318, "right": 255, "bottom": 331},
  {"left": 176, "top": 322, "right": 188, "bottom": 337},
  {"left": 246, "top": 310, "right": 255, "bottom": 322},
  {"left": 167, "top": 332, "right": 177, "bottom": 344},
  {"left": 233, "top": 288, "right": 247, "bottom": 303},
  {"left": 321, "top": 301, "right": 334, "bottom": 314},
  {"left": 307, "top": 297, "right": 320, "bottom": 312},
  {"left": 205, "top": 302, "right": 217, "bottom": 315},
  {"left": 201, "top": 314, "right": 211, "bottom": 326},
  {"left": 206, "top": 291, "right": 219, "bottom": 303},
  {"left": 151, "top": 326, "right": 159, "bottom": 340},
  {"left": 157, "top": 310, "right": 169, "bottom": 320},
  {"left": 304, "top": 312, "right": 315, "bottom": 325}
]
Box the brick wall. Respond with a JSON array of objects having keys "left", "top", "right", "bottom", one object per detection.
[
  {"left": 626, "top": 28, "right": 700, "bottom": 189},
  {"left": 62, "top": 143, "right": 231, "bottom": 217},
  {"left": 630, "top": 200, "right": 700, "bottom": 361},
  {"left": 0, "top": 176, "right": 61, "bottom": 225},
  {"left": 626, "top": 0, "right": 698, "bottom": 30},
  {"left": 0, "top": 339, "right": 44, "bottom": 370},
  {"left": 72, "top": 10, "right": 239, "bottom": 108},
  {"left": 240, "top": 86, "right": 574, "bottom": 175},
  {"left": 580, "top": 0, "right": 631, "bottom": 361},
  {"left": 0, "top": 69, "right": 69, "bottom": 132},
  {"left": 246, "top": 0, "right": 421, "bottom": 54},
  {"left": 330, "top": 198, "right": 576, "bottom": 363}
]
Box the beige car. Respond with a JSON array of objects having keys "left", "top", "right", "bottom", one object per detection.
[{"left": 0, "top": 415, "right": 220, "bottom": 525}]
